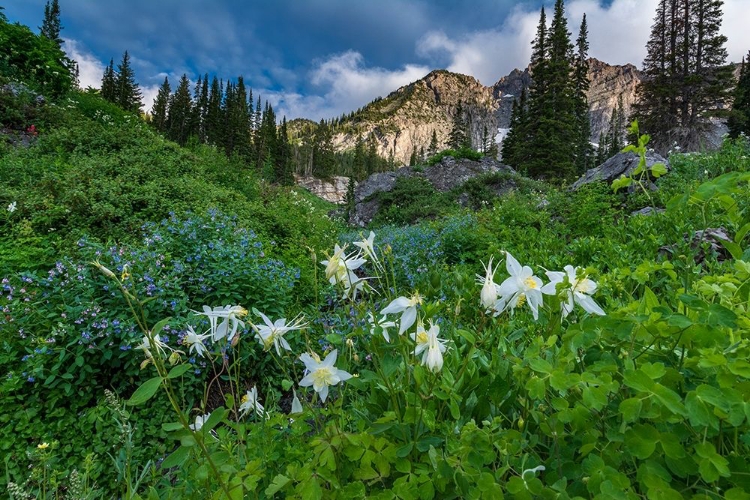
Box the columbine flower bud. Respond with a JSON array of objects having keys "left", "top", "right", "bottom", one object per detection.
[{"left": 91, "top": 260, "right": 115, "bottom": 279}]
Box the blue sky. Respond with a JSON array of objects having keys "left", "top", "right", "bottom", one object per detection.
[{"left": 4, "top": 0, "right": 750, "bottom": 120}]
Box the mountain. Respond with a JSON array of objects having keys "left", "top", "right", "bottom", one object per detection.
[
  {"left": 316, "top": 59, "right": 641, "bottom": 165},
  {"left": 330, "top": 70, "right": 498, "bottom": 165}
]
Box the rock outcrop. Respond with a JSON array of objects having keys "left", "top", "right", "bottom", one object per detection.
[
  {"left": 350, "top": 156, "right": 514, "bottom": 226},
  {"left": 571, "top": 151, "right": 670, "bottom": 190},
  {"left": 295, "top": 175, "right": 351, "bottom": 204}
]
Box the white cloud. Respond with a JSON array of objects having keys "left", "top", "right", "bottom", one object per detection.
[
  {"left": 63, "top": 38, "right": 104, "bottom": 90},
  {"left": 269, "top": 51, "right": 431, "bottom": 120}
]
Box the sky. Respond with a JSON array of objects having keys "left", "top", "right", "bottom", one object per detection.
[{"left": 4, "top": 0, "right": 750, "bottom": 120}]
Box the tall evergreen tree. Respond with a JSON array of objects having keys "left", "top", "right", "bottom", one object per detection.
[
  {"left": 635, "top": 0, "right": 733, "bottom": 152},
  {"left": 729, "top": 52, "right": 750, "bottom": 138},
  {"left": 100, "top": 58, "right": 116, "bottom": 102},
  {"left": 39, "top": 0, "right": 62, "bottom": 48},
  {"left": 449, "top": 102, "right": 470, "bottom": 149},
  {"left": 205, "top": 76, "right": 223, "bottom": 146},
  {"left": 313, "top": 120, "right": 335, "bottom": 178},
  {"left": 151, "top": 76, "right": 171, "bottom": 133},
  {"left": 428, "top": 130, "right": 439, "bottom": 157},
  {"left": 115, "top": 51, "right": 143, "bottom": 113},
  {"left": 166, "top": 74, "right": 193, "bottom": 146},
  {"left": 275, "top": 117, "right": 295, "bottom": 185},
  {"left": 572, "top": 14, "right": 592, "bottom": 173}
]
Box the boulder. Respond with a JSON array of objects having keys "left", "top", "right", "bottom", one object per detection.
[
  {"left": 659, "top": 227, "right": 732, "bottom": 263},
  {"left": 571, "top": 151, "right": 669, "bottom": 190}
]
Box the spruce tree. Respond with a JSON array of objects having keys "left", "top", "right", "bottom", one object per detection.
[
  {"left": 428, "top": 130, "right": 439, "bottom": 157},
  {"left": 166, "top": 74, "right": 193, "bottom": 146},
  {"left": 313, "top": 120, "right": 335, "bottom": 178},
  {"left": 572, "top": 14, "right": 592, "bottom": 173},
  {"left": 40, "top": 0, "right": 62, "bottom": 48},
  {"left": 151, "top": 76, "right": 170, "bottom": 133},
  {"left": 449, "top": 102, "right": 469, "bottom": 149},
  {"left": 275, "top": 117, "right": 295, "bottom": 185},
  {"left": 729, "top": 52, "right": 750, "bottom": 138},
  {"left": 115, "top": 51, "right": 143, "bottom": 113},
  {"left": 100, "top": 58, "right": 116, "bottom": 102},
  {"left": 635, "top": 0, "right": 733, "bottom": 152},
  {"left": 205, "top": 76, "right": 223, "bottom": 146}
]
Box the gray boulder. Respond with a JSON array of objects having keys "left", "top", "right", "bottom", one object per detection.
[
  {"left": 350, "top": 156, "right": 514, "bottom": 226},
  {"left": 572, "top": 151, "right": 669, "bottom": 190}
]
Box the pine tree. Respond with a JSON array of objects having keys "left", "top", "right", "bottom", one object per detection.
[
  {"left": 729, "top": 52, "right": 750, "bottom": 138},
  {"left": 275, "top": 117, "right": 295, "bottom": 185},
  {"left": 428, "top": 130, "right": 439, "bottom": 157},
  {"left": 205, "top": 76, "right": 223, "bottom": 146},
  {"left": 151, "top": 76, "right": 170, "bottom": 133},
  {"left": 409, "top": 147, "right": 417, "bottom": 166},
  {"left": 115, "top": 51, "right": 143, "bottom": 113},
  {"left": 100, "top": 58, "right": 116, "bottom": 102},
  {"left": 39, "top": 0, "right": 62, "bottom": 48},
  {"left": 635, "top": 0, "right": 733, "bottom": 152},
  {"left": 166, "top": 74, "right": 193, "bottom": 146},
  {"left": 572, "top": 14, "right": 592, "bottom": 173},
  {"left": 449, "top": 102, "right": 470, "bottom": 149},
  {"left": 312, "top": 120, "right": 335, "bottom": 178}
]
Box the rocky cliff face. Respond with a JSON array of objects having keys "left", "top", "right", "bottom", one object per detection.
[
  {"left": 492, "top": 58, "right": 642, "bottom": 140},
  {"left": 295, "top": 175, "right": 351, "bottom": 204},
  {"left": 332, "top": 70, "right": 498, "bottom": 165}
]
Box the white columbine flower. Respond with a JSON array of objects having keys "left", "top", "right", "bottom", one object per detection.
[
  {"left": 541, "top": 265, "right": 605, "bottom": 318},
  {"left": 299, "top": 349, "right": 352, "bottom": 402},
  {"left": 189, "top": 413, "right": 211, "bottom": 431},
  {"left": 353, "top": 231, "right": 379, "bottom": 264},
  {"left": 7, "top": 201, "right": 17, "bottom": 213},
  {"left": 136, "top": 334, "right": 169, "bottom": 358},
  {"left": 197, "top": 305, "right": 247, "bottom": 342},
  {"left": 183, "top": 325, "right": 210, "bottom": 358},
  {"left": 367, "top": 312, "right": 396, "bottom": 342},
  {"left": 380, "top": 292, "right": 423, "bottom": 335},
  {"left": 321, "top": 244, "right": 367, "bottom": 288},
  {"left": 239, "top": 387, "right": 266, "bottom": 418},
  {"left": 411, "top": 320, "right": 447, "bottom": 373},
  {"left": 495, "top": 251, "right": 545, "bottom": 320},
  {"left": 253, "top": 312, "right": 306, "bottom": 355},
  {"left": 476, "top": 256, "right": 499, "bottom": 312}
]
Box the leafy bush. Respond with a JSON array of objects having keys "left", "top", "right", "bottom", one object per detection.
[
  {"left": 370, "top": 176, "right": 450, "bottom": 226},
  {"left": 425, "top": 146, "right": 482, "bottom": 166}
]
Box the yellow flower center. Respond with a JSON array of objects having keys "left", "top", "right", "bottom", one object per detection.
[
  {"left": 574, "top": 279, "right": 592, "bottom": 294},
  {"left": 524, "top": 277, "right": 538, "bottom": 289},
  {"left": 416, "top": 331, "right": 428, "bottom": 344},
  {"left": 241, "top": 394, "right": 249, "bottom": 403},
  {"left": 311, "top": 367, "right": 335, "bottom": 387},
  {"left": 517, "top": 293, "right": 527, "bottom": 308}
]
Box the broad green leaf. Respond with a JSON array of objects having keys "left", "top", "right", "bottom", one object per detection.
[
  {"left": 650, "top": 163, "right": 668, "bottom": 178},
  {"left": 528, "top": 357, "right": 553, "bottom": 374},
  {"left": 612, "top": 175, "right": 632, "bottom": 192},
  {"left": 619, "top": 398, "right": 642, "bottom": 423},
  {"left": 625, "top": 424, "right": 659, "bottom": 459},
  {"left": 127, "top": 376, "right": 163, "bottom": 406},
  {"left": 161, "top": 445, "right": 190, "bottom": 468},
  {"left": 167, "top": 364, "right": 191, "bottom": 379},
  {"left": 526, "top": 376, "right": 546, "bottom": 400}
]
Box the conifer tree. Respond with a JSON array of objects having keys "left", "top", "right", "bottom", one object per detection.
[
  {"left": 729, "top": 52, "right": 750, "bottom": 138},
  {"left": 313, "top": 120, "right": 335, "bottom": 178},
  {"left": 205, "top": 76, "right": 223, "bottom": 146},
  {"left": 40, "top": 0, "right": 62, "bottom": 48},
  {"left": 449, "top": 102, "right": 470, "bottom": 149},
  {"left": 166, "top": 74, "right": 193, "bottom": 146},
  {"left": 352, "top": 135, "right": 366, "bottom": 180},
  {"left": 635, "top": 0, "right": 733, "bottom": 152},
  {"left": 115, "top": 51, "right": 143, "bottom": 113},
  {"left": 151, "top": 76, "right": 170, "bottom": 133},
  {"left": 100, "top": 58, "right": 116, "bottom": 102},
  {"left": 572, "top": 14, "right": 592, "bottom": 173},
  {"left": 274, "top": 117, "right": 294, "bottom": 185},
  {"left": 428, "top": 130, "right": 439, "bottom": 157}
]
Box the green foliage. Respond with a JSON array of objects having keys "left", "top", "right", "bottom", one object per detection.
[
  {"left": 371, "top": 176, "right": 448, "bottom": 226},
  {"left": 0, "top": 17, "right": 72, "bottom": 96},
  {"left": 425, "top": 146, "right": 481, "bottom": 166}
]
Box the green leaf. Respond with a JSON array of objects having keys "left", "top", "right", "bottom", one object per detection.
[
  {"left": 281, "top": 379, "right": 293, "bottom": 391},
  {"left": 161, "top": 445, "right": 190, "bottom": 468},
  {"left": 126, "top": 376, "right": 163, "bottom": 406},
  {"left": 151, "top": 317, "right": 172, "bottom": 339},
  {"left": 526, "top": 376, "right": 546, "bottom": 400},
  {"left": 167, "top": 364, "right": 191, "bottom": 379},
  {"left": 650, "top": 163, "right": 668, "bottom": 178},
  {"left": 619, "top": 398, "right": 642, "bottom": 423},
  {"left": 456, "top": 329, "right": 476, "bottom": 344},
  {"left": 612, "top": 175, "right": 632, "bottom": 192},
  {"left": 625, "top": 424, "right": 659, "bottom": 459},
  {"left": 162, "top": 421, "right": 184, "bottom": 432},
  {"left": 528, "top": 357, "right": 553, "bottom": 374},
  {"left": 265, "top": 474, "right": 291, "bottom": 497}
]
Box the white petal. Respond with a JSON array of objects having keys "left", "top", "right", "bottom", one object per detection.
[
  {"left": 504, "top": 251, "right": 522, "bottom": 277},
  {"left": 291, "top": 389, "right": 303, "bottom": 414},
  {"left": 399, "top": 307, "right": 417, "bottom": 335},
  {"left": 318, "top": 384, "right": 329, "bottom": 402},
  {"left": 323, "top": 349, "right": 338, "bottom": 367},
  {"left": 381, "top": 296, "right": 410, "bottom": 315},
  {"left": 576, "top": 294, "right": 606, "bottom": 315},
  {"left": 299, "top": 373, "right": 314, "bottom": 387}
]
